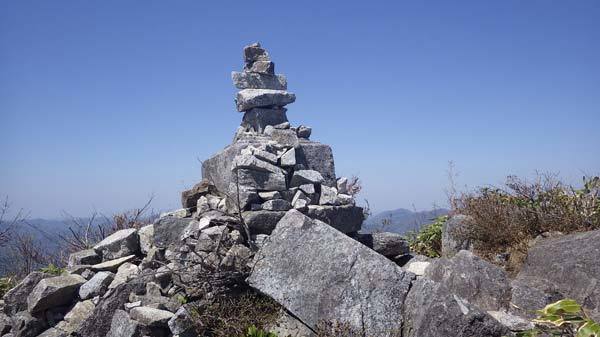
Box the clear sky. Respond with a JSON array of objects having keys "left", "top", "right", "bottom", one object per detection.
[{"left": 1, "top": 1, "right": 599, "bottom": 218}]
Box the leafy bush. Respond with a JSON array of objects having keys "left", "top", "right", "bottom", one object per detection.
[
  {"left": 40, "top": 263, "right": 65, "bottom": 276},
  {"left": 455, "top": 175, "right": 600, "bottom": 271},
  {"left": 516, "top": 299, "right": 600, "bottom": 337},
  {"left": 246, "top": 325, "right": 277, "bottom": 337},
  {"left": 405, "top": 216, "right": 447, "bottom": 258},
  {"left": 0, "top": 276, "right": 16, "bottom": 298}
]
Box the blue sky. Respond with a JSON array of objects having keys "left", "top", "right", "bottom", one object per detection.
[{"left": 1, "top": 1, "right": 599, "bottom": 218}]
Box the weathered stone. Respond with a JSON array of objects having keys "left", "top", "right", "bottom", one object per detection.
[
  {"left": 196, "top": 196, "right": 211, "bottom": 214},
  {"left": 160, "top": 208, "right": 192, "bottom": 218},
  {"left": 270, "top": 129, "right": 299, "bottom": 147},
  {"left": 404, "top": 260, "right": 431, "bottom": 276},
  {"left": 512, "top": 229, "right": 600, "bottom": 320},
  {"left": 319, "top": 185, "right": 338, "bottom": 205},
  {"left": 153, "top": 216, "right": 192, "bottom": 250},
  {"left": 402, "top": 278, "right": 509, "bottom": 337},
  {"left": 0, "top": 312, "right": 12, "bottom": 335},
  {"left": 129, "top": 306, "right": 174, "bottom": 327},
  {"left": 108, "top": 262, "right": 139, "bottom": 289},
  {"left": 2, "top": 272, "right": 49, "bottom": 315},
  {"left": 298, "top": 184, "right": 315, "bottom": 195},
  {"left": 181, "top": 179, "right": 216, "bottom": 209},
  {"left": 290, "top": 170, "right": 324, "bottom": 187},
  {"left": 232, "top": 72, "right": 287, "bottom": 90},
  {"left": 93, "top": 228, "right": 139, "bottom": 260},
  {"left": 90, "top": 255, "right": 136, "bottom": 272},
  {"left": 273, "top": 121, "right": 290, "bottom": 129},
  {"left": 487, "top": 310, "right": 533, "bottom": 332},
  {"left": 249, "top": 60, "right": 275, "bottom": 74},
  {"left": 295, "top": 142, "right": 336, "bottom": 186},
  {"left": 242, "top": 210, "right": 287, "bottom": 235},
  {"left": 137, "top": 224, "right": 154, "bottom": 255},
  {"left": 221, "top": 244, "right": 253, "bottom": 271},
  {"left": 10, "top": 311, "right": 46, "bottom": 337},
  {"left": 234, "top": 169, "right": 287, "bottom": 191},
  {"left": 336, "top": 177, "right": 348, "bottom": 194},
  {"left": 79, "top": 271, "right": 114, "bottom": 300},
  {"left": 261, "top": 199, "right": 292, "bottom": 211},
  {"left": 291, "top": 190, "right": 310, "bottom": 210},
  {"left": 424, "top": 250, "right": 511, "bottom": 311},
  {"left": 235, "top": 89, "right": 296, "bottom": 111},
  {"left": 337, "top": 193, "right": 354, "bottom": 205},
  {"left": 232, "top": 153, "right": 286, "bottom": 175},
  {"left": 280, "top": 148, "right": 296, "bottom": 167},
  {"left": 168, "top": 305, "right": 197, "bottom": 337},
  {"left": 68, "top": 249, "right": 101, "bottom": 268},
  {"left": 258, "top": 191, "right": 281, "bottom": 200},
  {"left": 442, "top": 215, "right": 473, "bottom": 257},
  {"left": 243, "top": 42, "right": 270, "bottom": 63},
  {"left": 248, "top": 210, "right": 415, "bottom": 336},
  {"left": 105, "top": 309, "right": 142, "bottom": 337},
  {"left": 36, "top": 327, "right": 67, "bottom": 337},
  {"left": 27, "top": 274, "right": 86, "bottom": 313},
  {"left": 243, "top": 147, "right": 278, "bottom": 164},
  {"left": 306, "top": 205, "right": 364, "bottom": 233},
  {"left": 354, "top": 232, "right": 410, "bottom": 257},
  {"left": 55, "top": 299, "right": 95, "bottom": 333},
  {"left": 196, "top": 225, "right": 229, "bottom": 252},
  {"left": 296, "top": 125, "right": 312, "bottom": 139}
]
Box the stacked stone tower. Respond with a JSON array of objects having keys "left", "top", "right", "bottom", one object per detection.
[{"left": 184, "top": 42, "right": 364, "bottom": 235}]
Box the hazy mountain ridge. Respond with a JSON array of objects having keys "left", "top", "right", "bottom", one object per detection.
[{"left": 362, "top": 208, "right": 450, "bottom": 234}]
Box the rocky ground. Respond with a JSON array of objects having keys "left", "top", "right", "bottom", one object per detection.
[{"left": 1, "top": 43, "right": 598, "bottom": 337}]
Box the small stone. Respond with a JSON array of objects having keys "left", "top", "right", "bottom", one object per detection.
[
  {"left": 273, "top": 121, "right": 290, "bottom": 129},
  {"left": 249, "top": 60, "right": 275, "bottom": 75},
  {"left": 280, "top": 148, "right": 296, "bottom": 167},
  {"left": 181, "top": 179, "right": 216, "bottom": 209},
  {"left": 108, "top": 262, "right": 139, "bottom": 289},
  {"left": 292, "top": 190, "right": 311, "bottom": 210},
  {"left": 90, "top": 255, "right": 136, "bottom": 272},
  {"left": 244, "top": 42, "right": 270, "bottom": 63},
  {"left": 297, "top": 125, "right": 312, "bottom": 139},
  {"left": 319, "top": 185, "right": 339, "bottom": 205},
  {"left": 299, "top": 184, "right": 315, "bottom": 195},
  {"left": 251, "top": 149, "right": 278, "bottom": 164},
  {"left": 290, "top": 170, "right": 324, "bottom": 187},
  {"left": 221, "top": 244, "right": 253, "bottom": 271},
  {"left": 264, "top": 125, "right": 275, "bottom": 135},
  {"left": 196, "top": 196, "right": 211, "bottom": 214},
  {"left": 129, "top": 306, "right": 174, "bottom": 327},
  {"left": 68, "top": 249, "right": 101, "bottom": 268},
  {"left": 262, "top": 199, "right": 292, "bottom": 211},
  {"left": 258, "top": 191, "right": 281, "bottom": 200},
  {"left": 124, "top": 301, "right": 142, "bottom": 310},
  {"left": 160, "top": 208, "right": 191, "bottom": 219},
  {"left": 233, "top": 169, "right": 287, "bottom": 192},
  {"left": 168, "top": 305, "right": 196, "bottom": 337},
  {"left": 79, "top": 271, "right": 115, "bottom": 300},
  {"left": 235, "top": 89, "right": 296, "bottom": 112},
  {"left": 232, "top": 153, "right": 286, "bottom": 175},
  {"left": 105, "top": 309, "right": 142, "bottom": 337},
  {"left": 242, "top": 210, "right": 287, "bottom": 235},
  {"left": 337, "top": 194, "right": 355, "bottom": 205},
  {"left": 196, "top": 225, "right": 229, "bottom": 252},
  {"left": 337, "top": 177, "right": 349, "bottom": 195},
  {"left": 241, "top": 107, "right": 289, "bottom": 133},
  {"left": 404, "top": 261, "right": 431, "bottom": 276}
]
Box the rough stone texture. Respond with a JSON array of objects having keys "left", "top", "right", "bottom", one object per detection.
[
  {"left": 242, "top": 210, "right": 287, "bottom": 235},
  {"left": 267, "top": 310, "right": 314, "bottom": 337},
  {"left": 404, "top": 261, "right": 431, "bottom": 276},
  {"left": 512, "top": 229, "right": 600, "bottom": 320},
  {"left": 306, "top": 205, "right": 364, "bottom": 233},
  {"left": 235, "top": 89, "right": 296, "bottom": 112},
  {"left": 402, "top": 278, "right": 509, "bottom": 337},
  {"left": 318, "top": 185, "right": 338, "bottom": 205},
  {"left": 424, "top": 250, "right": 511, "bottom": 311},
  {"left": 77, "top": 282, "right": 145, "bottom": 337},
  {"left": 2, "top": 271, "right": 49, "bottom": 315},
  {"left": 280, "top": 148, "right": 296, "bottom": 167},
  {"left": 105, "top": 309, "right": 142, "bottom": 337},
  {"left": 261, "top": 199, "right": 292, "bottom": 211},
  {"left": 129, "top": 306, "right": 174, "bottom": 327},
  {"left": 270, "top": 129, "right": 299, "bottom": 147},
  {"left": 249, "top": 60, "right": 275, "bottom": 74},
  {"left": 67, "top": 249, "right": 101, "bottom": 268},
  {"left": 296, "top": 125, "right": 312, "bottom": 139},
  {"left": 295, "top": 141, "right": 336, "bottom": 187},
  {"left": 258, "top": 191, "right": 281, "bottom": 200},
  {"left": 93, "top": 228, "right": 140, "bottom": 260},
  {"left": 354, "top": 232, "right": 410, "bottom": 257},
  {"left": 248, "top": 210, "right": 415, "bottom": 336},
  {"left": 90, "top": 255, "right": 136, "bottom": 272},
  {"left": 153, "top": 216, "right": 192, "bottom": 250},
  {"left": 10, "top": 311, "right": 46, "bottom": 337},
  {"left": 234, "top": 169, "right": 287, "bottom": 191},
  {"left": 27, "top": 274, "right": 86, "bottom": 313},
  {"left": 54, "top": 299, "right": 95, "bottom": 333},
  {"left": 137, "top": 224, "right": 154, "bottom": 255},
  {"left": 487, "top": 310, "right": 534, "bottom": 332},
  {"left": 442, "top": 215, "right": 473, "bottom": 257},
  {"left": 108, "top": 262, "right": 139, "bottom": 289},
  {"left": 168, "top": 305, "right": 197, "bottom": 337},
  {"left": 244, "top": 42, "right": 270, "bottom": 63},
  {"left": 79, "top": 271, "right": 114, "bottom": 300},
  {"left": 0, "top": 313, "right": 11, "bottom": 335},
  {"left": 290, "top": 170, "right": 324, "bottom": 187},
  {"left": 36, "top": 327, "right": 68, "bottom": 337},
  {"left": 232, "top": 153, "right": 286, "bottom": 175},
  {"left": 181, "top": 179, "right": 216, "bottom": 209},
  {"left": 232, "top": 71, "right": 287, "bottom": 90}
]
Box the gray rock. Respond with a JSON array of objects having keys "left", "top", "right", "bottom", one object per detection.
[
  {"left": 93, "top": 228, "right": 140, "bottom": 260},
  {"left": 242, "top": 210, "right": 287, "bottom": 235},
  {"left": 424, "top": 250, "right": 511, "bottom": 311},
  {"left": 153, "top": 216, "right": 193, "bottom": 250},
  {"left": 196, "top": 225, "right": 229, "bottom": 252},
  {"left": 280, "top": 148, "right": 296, "bottom": 167},
  {"left": 36, "top": 327, "right": 67, "bottom": 337},
  {"left": 270, "top": 129, "right": 299, "bottom": 147},
  {"left": 242, "top": 108, "right": 288, "bottom": 133},
  {"left": 79, "top": 271, "right": 115, "bottom": 300},
  {"left": 402, "top": 278, "right": 509, "bottom": 337},
  {"left": 129, "top": 306, "right": 174, "bottom": 327},
  {"left": 258, "top": 191, "right": 281, "bottom": 200},
  {"left": 354, "top": 232, "right": 410, "bottom": 257},
  {"left": 2, "top": 272, "right": 49, "bottom": 315},
  {"left": 290, "top": 170, "right": 324, "bottom": 187},
  {"left": 160, "top": 207, "right": 192, "bottom": 218},
  {"left": 105, "top": 309, "right": 142, "bottom": 337},
  {"left": 295, "top": 142, "right": 337, "bottom": 186},
  {"left": 487, "top": 310, "right": 533, "bottom": 332},
  {"left": 181, "top": 179, "right": 215, "bottom": 209},
  {"left": 235, "top": 89, "right": 296, "bottom": 112},
  {"left": 243, "top": 147, "right": 278, "bottom": 164},
  {"left": 243, "top": 42, "right": 270, "bottom": 63},
  {"left": 336, "top": 177, "right": 348, "bottom": 194},
  {"left": 291, "top": 190, "right": 310, "bottom": 210},
  {"left": 442, "top": 215, "right": 473, "bottom": 257},
  {"left": 232, "top": 153, "right": 285, "bottom": 175},
  {"left": 234, "top": 169, "right": 287, "bottom": 191},
  {"left": 404, "top": 260, "right": 431, "bottom": 276},
  {"left": 90, "top": 255, "right": 136, "bottom": 272},
  {"left": 318, "top": 185, "right": 338, "bottom": 205},
  {"left": 512, "top": 229, "right": 600, "bottom": 320},
  {"left": 261, "top": 199, "right": 292, "bottom": 211},
  {"left": 273, "top": 121, "right": 290, "bottom": 129},
  {"left": 221, "top": 244, "right": 253, "bottom": 271},
  {"left": 108, "top": 262, "right": 139, "bottom": 289},
  {"left": 168, "top": 305, "right": 196, "bottom": 337},
  {"left": 248, "top": 60, "right": 275, "bottom": 74},
  {"left": 68, "top": 249, "right": 101, "bottom": 268},
  {"left": 137, "top": 224, "right": 154, "bottom": 255},
  {"left": 27, "top": 274, "right": 86, "bottom": 314},
  {"left": 54, "top": 299, "right": 95, "bottom": 333},
  {"left": 296, "top": 125, "right": 312, "bottom": 139},
  {"left": 0, "top": 312, "right": 11, "bottom": 335},
  {"left": 306, "top": 205, "right": 364, "bottom": 233},
  {"left": 248, "top": 210, "right": 415, "bottom": 336},
  {"left": 10, "top": 311, "right": 46, "bottom": 337},
  {"left": 298, "top": 184, "right": 315, "bottom": 195},
  {"left": 232, "top": 72, "right": 287, "bottom": 90}
]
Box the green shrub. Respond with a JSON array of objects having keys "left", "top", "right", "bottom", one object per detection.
[
  {"left": 405, "top": 215, "right": 447, "bottom": 258},
  {"left": 516, "top": 299, "right": 600, "bottom": 337},
  {"left": 246, "top": 325, "right": 277, "bottom": 337},
  {"left": 40, "top": 263, "right": 65, "bottom": 276},
  {"left": 0, "top": 276, "right": 16, "bottom": 298}
]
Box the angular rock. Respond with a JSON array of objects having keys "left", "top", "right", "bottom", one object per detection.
[
  {"left": 241, "top": 107, "right": 288, "bottom": 133},
  {"left": 105, "top": 309, "right": 142, "bottom": 337},
  {"left": 306, "top": 205, "right": 364, "bottom": 233},
  {"left": 248, "top": 210, "right": 415, "bottom": 336},
  {"left": 424, "top": 250, "right": 511, "bottom": 311},
  {"left": 235, "top": 89, "right": 296, "bottom": 112},
  {"left": 79, "top": 271, "right": 114, "bottom": 300},
  {"left": 27, "top": 274, "right": 86, "bottom": 313},
  {"left": 232, "top": 72, "right": 287, "bottom": 90},
  {"left": 244, "top": 147, "right": 278, "bottom": 164},
  {"left": 290, "top": 170, "right": 324, "bottom": 187},
  {"left": 336, "top": 177, "right": 348, "bottom": 194},
  {"left": 181, "top": 179, "right": 216, "bottom": 209},
  {"left": 90, "top": 255, "right": 136, "bottom": 272},
  {"left": 160, "top": 208, "right": 191, "bottom": 218},
  {"left": 93, "top": 228, "right": 139, "bottom": 260},
  {"left": 221, "top": 244, "right": 253, "bottom": 271},
  {"left": 10, "top": 311, "right": 46, "bottom": 337},
  {"left": 242, "top": 210, "right": 287, "bottom": 235},
  {"left": 232, "top": 153, "right": 286, "bottom": 175},
  {"left": 36, "top": 327, "right": 67, "bottom": 337},
  {"left": 280, "top": 148, "right": 296, "bottom": 167},
  {"left": 267, "top": 310, "right": 314, "bottom": 337},
  {"left": 129, "top": 306, "right": 174, "bottom": 327},
  {"left": 487, "top": 310, "right": 533, "bottom": 332},
  {"left": 404, "top": 260, "right": 431, "bottom": 276},
  {"left": 243, "top": 42, "right": 270, "bottom": 63},
  {"left": 137, "top": 224, "right": 154, "bottom": 255},
  {"left": 261, "top": 199, "right": 292, "bottom": 211},
  {"left": 402, "top": 278, "right": 509, "bottom": 337},
  {"left": 168, "top": 305, "right": 196, "bottom": 337},
  {"left": 296, "top": 125, "right": 312, "bottom": 139},
  {"left": 68, "top": 249, "right": 101, "bottom": 268},
  {"left": 270, "top": 129, "right": 299, "bottom": 147},
  {"left": 234, "top": 169, "right": 287, "bottom": 191},
  {"left": 249, "top": 60, "right": 275, "bottom": 74},
  {"left": 295, "top": 142, "right": 336, "bottom": 186},
  {"left": 291, "top": 190, "right": 310, "bottom": 210},
  {"left": 258, "top": 191, "right": 281, "bottom": 200},
  {"left": 319, "top": 185, "right": 338, "bottom": 205},
  {"left": 298, "top": 184, "right": 315, "bottom": 195},
  {"left": 55, "top": 299, "right": 95, "bottom": 333},
  {"left": 2, "top": 271, "right": 49, "bottom": 315},
  {"left": 354, "top": 232, "right": 410, "bottom": 257},
  {"left": 442, "top": 215, "right": 473, "bottom": 257},
  {"left": 153, "top": 216, "right": 193, "bottom": 250},
  {"left": 108, "top": 262, "right": 139, "bottom": 289}
]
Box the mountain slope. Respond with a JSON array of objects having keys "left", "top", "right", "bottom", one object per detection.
[{"left": 362, "top": 208, "right": 450, "bottom": 234}]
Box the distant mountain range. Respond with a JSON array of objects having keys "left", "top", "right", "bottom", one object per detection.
[{"left": 362, "top": 208, "right": 450, "bottom": 235}]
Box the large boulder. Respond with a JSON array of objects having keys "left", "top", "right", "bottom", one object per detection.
[
  {"left": 2, "top": 271, "right": 49, "bottom": 315},
  {"left": 242, "top": 210, "right": 287, "bottom": 234},
  {"left": 9, "top": 311, "right": 47, "bottom": 337},
  {"left": 512, "top": 229, "right": 600, "bottom": 320},
  {"left": 247, "top": 210, "right": 415, "bottom": 336},
  {"left": 27, "top": 274, "right": 86, "bottom": 314},
  {"left": 153, "top": 216, "right": 193, "bottom": 250},
  {"left": 424, "top": 250, "right": 511, "bottom": 311},
  {"left": 93, "top": 228, "right": 140, "bottom": 260},
  {"left": 402, "top": 278, "right": 509, "bottom": 337},
  {"left": 306, "top": 205, "right": 364, "bottom": 233},
  {"left": 442, "top": 215, "right": 473, "bottom": 257}
]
